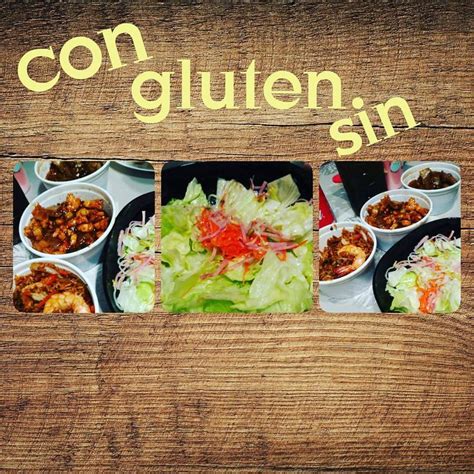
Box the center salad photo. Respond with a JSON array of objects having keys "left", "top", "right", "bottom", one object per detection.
[{"left": 161, "top": 162, "right": 313, "bottom": 313}]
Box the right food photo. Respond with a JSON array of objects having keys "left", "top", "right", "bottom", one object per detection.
[{"left": 319, "top": 161, "right": 461, "bottom": 314}]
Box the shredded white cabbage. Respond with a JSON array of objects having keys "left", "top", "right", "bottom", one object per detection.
[
  {"left": 385, "top": 233, "right": 461, "bottom": 313},
  {"left": 114, "top": 213, "right": 155, "bottom": 312}
]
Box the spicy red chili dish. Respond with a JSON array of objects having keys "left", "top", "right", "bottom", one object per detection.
[{"left": 14, "top": 262, "right": 94, "bottom": 313}]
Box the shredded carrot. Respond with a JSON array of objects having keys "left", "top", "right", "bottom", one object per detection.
[
  {"left": 197, "top": 209, "right": 252, "bottom": 259},
  {"left": 196, "top": 208, "right": 302, "bottom": 278},
  {"left": 419, "top": 281, "right": 438, "bottom": 313}
]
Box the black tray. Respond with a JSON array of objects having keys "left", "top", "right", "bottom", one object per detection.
[
  {"left": 372, "top": 218, "right": 461, "bottom": 312},
  {"left": 102, "top": 192, "right": 155, "bottom": 312},
  {"left": 161, "top": 161, "right": 313, "bottom": 204}
]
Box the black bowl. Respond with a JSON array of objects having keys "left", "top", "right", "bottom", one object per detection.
[
  {"left": 102, "top": 192, "right": 155, "bottom": 312},
  {"left": 373, "top": 218, "right": 461, "bottom": 312},
  {"left": 161, "top": 161, "right": 313, "bottom": 204}
]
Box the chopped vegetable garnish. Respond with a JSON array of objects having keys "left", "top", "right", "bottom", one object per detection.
[{"left": 114, "top": 212, "right": 155, "bottom": 312}]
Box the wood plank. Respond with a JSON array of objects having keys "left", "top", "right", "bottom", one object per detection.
[
  {"left": 0, "top": 313, "right": 472, "bottom": 470},
  {"left": 0, "top": 1, "right": 472, "bottom": 158}
]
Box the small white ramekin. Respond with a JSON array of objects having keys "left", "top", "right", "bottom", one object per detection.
[
  {"left": 401, "top": 162, "right": 460, "bottom": 216},
  {"left": 13, "top": 258, "right": 99, "bottom": 313},
  {"left": 360, "top": 189, "right": 432, "bottom": 251},
  {"left": 20, "top": 183, "right": 116, "bottom": 271},
  {"left": 35, "top": 160, "right": 110, "bottom": 189}
]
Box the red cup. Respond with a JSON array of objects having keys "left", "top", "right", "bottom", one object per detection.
[{"left": 319, "top": 186, "right": 334, "bottom": 228}]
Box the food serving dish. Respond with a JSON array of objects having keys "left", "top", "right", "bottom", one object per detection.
[
  {"left": 19, "top": 183, "right": 116, "bottom": 270},
  {"left": 13, "top": 258, "right": 99, "bottom": 313},
  {"left": 35, "top": 160, "right": 110, "bottom": 189},
  {"left": 102, "top": 192, "right": 155, "bottom": 312},
  {"left": 161, "top": 161, "right": 313, "bottom": 313},
  {"left": 360, "top": 189, "right": 432, "bottom": 251},
  {"left": 373, "top": 218, "right": 461, "bottom": 313},
  {"left": 401, "top": 162, "right": 460, "bottom": 216},
  {"left": 116, "top": 161, "right": 154, "bottom": 173},
  {"left": 319, "top": 221, "right": 377, "bottom": 298}
]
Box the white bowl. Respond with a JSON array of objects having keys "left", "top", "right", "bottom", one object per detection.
[
  {"left": 13, "top": 258, "right": 99, "bottom": 313},
  {"left": 20, "top": 183, "right": 116, "bottom": 270},
  {"left": 35, "top": 160, "right": 110, "bottom": 189},
  {"left": 360, "top": 189, "right": 432, "bottom": 251},
  {"left": 401, "top": 162, "right": 460, "bottom": 216},
  {"left": 319, "top": 221, "right": 377, "bottom": 298}
]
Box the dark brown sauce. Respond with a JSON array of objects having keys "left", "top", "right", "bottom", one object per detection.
[
  {"left": 46, "top": 161, "right": 103, "bottom": 181},
  {"left": 408, "top": 168, "right": 457, "bottom": 190}
]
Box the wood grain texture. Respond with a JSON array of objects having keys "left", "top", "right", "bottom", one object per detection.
[{"left": 1, "top": 0, "right": 473, "bottom": 471}]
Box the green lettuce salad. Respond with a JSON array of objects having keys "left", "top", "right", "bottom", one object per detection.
[
  {"left": 161, "top": 175, "right": 313, "bottom": 312},
  {"left": 386, "top": 233, "right": 461, "bottom": 313}
]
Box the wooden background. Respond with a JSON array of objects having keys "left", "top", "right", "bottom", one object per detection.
[{"left": 1, "top": 1, "right": 473, "bottom": 470}]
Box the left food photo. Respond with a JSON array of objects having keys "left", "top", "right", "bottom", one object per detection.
[{"left": 13, "top": 160, "right": 155, "bottom": 313}]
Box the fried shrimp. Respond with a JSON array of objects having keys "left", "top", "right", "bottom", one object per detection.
[
  {"left": 334, "top": 244, "right": 367, "bottom": 277},
  {"left": 14, "top": 263, "right": 94, "bottom": 313},
  {"left": 43, "top": 292, "right": 91, "bottom": 313},
  {"left": 319, "top": 225, "right": 374, "bottom": 281}
]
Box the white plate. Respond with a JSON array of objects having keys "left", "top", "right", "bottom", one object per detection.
[{"left": 116, "top": 161, "right": 154, "bottom": 173}]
